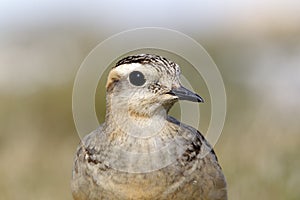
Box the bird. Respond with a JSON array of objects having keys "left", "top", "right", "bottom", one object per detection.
[{"left": 71, "top": 54, "right": 227, "bottom": 200}]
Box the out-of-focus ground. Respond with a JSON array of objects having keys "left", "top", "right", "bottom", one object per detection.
[{"left": 0, "top": 1, "right": 300, "bottom": 200}]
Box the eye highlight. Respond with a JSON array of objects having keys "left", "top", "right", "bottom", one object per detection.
[{"left": 129, "top": 71, "right": 146, "bottom": 86}]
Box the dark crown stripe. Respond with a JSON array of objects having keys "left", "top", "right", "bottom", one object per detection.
[{"left": 114, "top": 54, "right": 179, "bottom": 75}]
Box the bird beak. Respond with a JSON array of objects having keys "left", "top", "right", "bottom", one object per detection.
[{"left": 167, "top": 86, "right": 204, "bottom": 103}]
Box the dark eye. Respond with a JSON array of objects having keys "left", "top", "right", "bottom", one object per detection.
[{"left": 129, "top": 71, "right": 146, "bottom": 86}]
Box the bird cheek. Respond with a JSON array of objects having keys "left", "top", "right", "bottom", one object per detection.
[{"left": 106, "top": 69, "right": 121, "bottom": 92}]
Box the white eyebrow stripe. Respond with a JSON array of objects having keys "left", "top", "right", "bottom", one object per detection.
[{"left": 113, "top": 63, "right": 143, "bottom": 76}]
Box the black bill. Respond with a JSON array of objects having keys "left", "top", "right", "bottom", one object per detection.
[{"left": 167, "top": 86, "right": 204, "bottom": 102}]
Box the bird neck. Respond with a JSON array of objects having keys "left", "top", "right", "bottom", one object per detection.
[{"left": 104, "top": 94, "right": 169, "bottom": 136}]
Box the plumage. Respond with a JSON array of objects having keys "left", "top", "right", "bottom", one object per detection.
[{"left": 71, "top": 54, "right": 227, "bottom": 200}]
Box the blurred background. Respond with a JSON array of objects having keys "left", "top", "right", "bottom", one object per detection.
[{"left": 1, "top": 0, "right": 300, "bottom": 199}]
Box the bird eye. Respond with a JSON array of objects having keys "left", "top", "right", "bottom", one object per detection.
[{"left": 129, "top": 71, "right": 146, "bottom": 86}]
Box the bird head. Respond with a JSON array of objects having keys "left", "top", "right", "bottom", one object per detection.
[{"left": 105, "top": 54, "right": 203, "bottom": 118}]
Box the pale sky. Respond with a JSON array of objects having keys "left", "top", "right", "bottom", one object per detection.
[{"left": 1, "top": 0, "right": 299, "bottom": 35}]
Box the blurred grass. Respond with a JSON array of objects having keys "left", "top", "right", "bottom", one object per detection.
[
  {"left": 0, "top": 85, "right": 76, "bottom": 200},
  {"left": 1, "top": 28, "right": 300, "bottom": 200}
]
